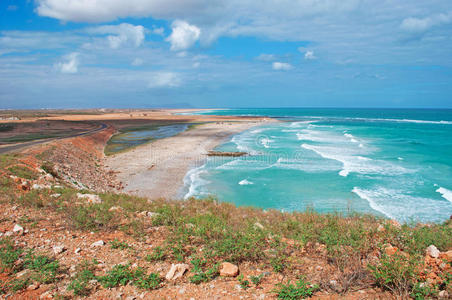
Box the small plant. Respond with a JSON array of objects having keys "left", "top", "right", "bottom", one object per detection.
[
  {"left": 410, "top": 282, "right": 436, "bottom": 300},
  {"left": 7, "top": 165, "right": 37, "bottom": 180},
  {"left": 97, "top": 264, "right": 134, "bottom": 288},
  {"left": 132, "top": 269, "right": 162, "bottom": 290},
  {"left": 0, "top": 239, "right": 22, "bottom": 272},
  {"left": 68, "top": 260, "right": 96, "bottom": 296},
  {"left": 23, "top": 251, "right": 60, "bottom": 284},
  {"left": 97, "top": 264, "right": 162, "bottom": 290},
  {"left": 273, "top": 277, "right": 318, "bottom": 300},
  {"left": 238, "top": 274, "right": 250, "bottom": 290},
  {"left": 189, "top": 258, "right": 219, "bottom": 284},
  {"left": 110, "top": 239, "right": 132, "bottom": 250},
  {"left": 145, "top": 246, "right": 166, "bottom": 261},
  {"left": 270, "top": 255, "right": 287, "bottom": 273},
  {"left": 250, "top": 274, "right": 264, "bottom": 287},
  {"left": 8, "top": 278, "right": 30, "bottom": 292}
]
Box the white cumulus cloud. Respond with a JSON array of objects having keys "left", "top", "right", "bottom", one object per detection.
[
  {"left": 55, "top": 52, "right": 79, "bottom": 74},
  {"left": 272, "top": 62, "right": 293, "bottom": 71},
  {"left": 131, "top": 58, "right": 144, "bottom": 66},
  {"left": 148, "top": 72, "right": 181, "bottom": 88},
  {"left": 257, "top": 54, "right": 276, "bottom": 61},
  {"left": 304, "top": 50, "right": 316, "bottom": 60},
  {"left": 87, "top": 23, "right": 145, "bottom": 49},
  {"left": 400, "top": 12, "right": 452, "bottom": 34},
  {"left": 166, "top": 20, "right": 200, "bottom": 51}
]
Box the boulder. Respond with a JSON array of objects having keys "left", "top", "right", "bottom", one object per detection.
[
  {"left": 77, "top": 193, "right": 102, "bottom": 204},
  {"left": 426, "top": 245, "right": 440, "bottom": 258},
  {"left": 220, "top": 262, "right": 239, "bottom": 277},
  {"left": 165, "top": 263, "right": 189, "bottom": 280}
]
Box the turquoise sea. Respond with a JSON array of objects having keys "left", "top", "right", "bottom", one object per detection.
[{"left": 182, "top": 108, "right": 452, "bottom": 223}]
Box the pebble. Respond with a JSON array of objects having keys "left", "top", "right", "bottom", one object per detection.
[
  {"left": 13, "top": 224, "right": 24, "bottom": 234},
  {"left": 426, "top": 245, "right": 440, "bottom": 258},
  {"left": 53, "top": 245, "right": 65, "bottom": 255},
  {"left": 91, "top": 240, "right": 105, "bottom": 247}
]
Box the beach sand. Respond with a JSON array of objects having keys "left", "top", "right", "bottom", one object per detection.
[{"left": 106, "top": 120, "right": 271, "bottom": 199}]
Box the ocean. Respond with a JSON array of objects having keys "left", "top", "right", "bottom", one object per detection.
[{"left": 182, "top": 108, "right": 452, "bottom": 223}]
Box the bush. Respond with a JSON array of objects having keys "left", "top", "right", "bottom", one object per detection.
[
  {"left": 97, "top": 264, "right": 162, "bottom": 290},
  {"left": 273, "top": 277, "right": 319, "bottom": 299},
  {"left": 145, "top": 246, "right": 166, "bottom": 262},
  {"left": 368, "top": 252, "right": 420, "bottom": 296}
]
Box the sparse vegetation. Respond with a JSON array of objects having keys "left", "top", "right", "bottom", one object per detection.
[{"left": 273, "top": 277, "right": 319, "bottom": 299}]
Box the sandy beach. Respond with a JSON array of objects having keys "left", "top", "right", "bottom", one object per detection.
[{"left": 106, "top": 120, "right": 272, "bottom": 199}]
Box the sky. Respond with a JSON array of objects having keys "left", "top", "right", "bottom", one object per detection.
[{"left": 0, "top": 0, "right": 452, "bottom": 109}]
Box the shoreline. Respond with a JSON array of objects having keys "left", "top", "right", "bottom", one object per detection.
[{"left": 106, "top": 119, "right": 274, "bottom": 200}]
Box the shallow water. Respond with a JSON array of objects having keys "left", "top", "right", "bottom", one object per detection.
[
  {"left": 106, "top": 123, "right": 189, "bottom": 154},
  {"left": 183, "top": 108, "right": 452, "bottom": 223}
]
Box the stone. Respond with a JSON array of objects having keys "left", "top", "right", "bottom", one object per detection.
[
  {"left": 53, "top": 245, "right": 65, "bottom": 255},
  {"left": 27, "top": 283, "right": 40, "bottom": 290},
  {"left": 40, "top": 291, "right": 53, "bottom": 299},
  {"left": 32, "top": 184, "right": 50, "bottom": 190},
  {"left": 165, "top": 263, "right": 189, "bottom": 280},
  {"left": 109, "top": 206, "right": 122, "bottom": 212},
  {"left": 426, "top": 245, "right": 440, "bottom": 258},
  {"left": 74, "top": 248, "right": 82, "bottom": 254},
  {"left": 13, "top": 224, "right": 24, "bottom": 235},
  {"left": 77, "top": 193, "right": 102, "bottom": 204},
  {"left": 388, "top": 219, "right": 401, "bottom": 229},
  {"left": 384, "top": 244, "right": 398, "bottom": 256},
  {"left": 443, "top": 250, "right": 452, "bottom": 261},
  {"left": 50, "top": 193, "right": 61, "bottom": 198},
  {"left": 220, "top": 262, "right": 239, "bottom": 277},
  {"left": 91, "top": 240, "right": 105, "bottom": 247},
  {"left": 254, "top": 222, "right": 264, "bottom": 230},
  {"left": 439, "top": 290, "right": 449, "bottom": 299},
  {"left": 16, "top": 269, "right": 30, "bottom": 279}
]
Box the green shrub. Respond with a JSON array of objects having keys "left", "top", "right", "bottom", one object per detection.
[
  {"left": 273, "top": 277, "right": 318, "bottom": 299},
  {"left": 23, "top": 251, "right": 60, "bottom": 283},
  {"left": 97, "top": 264, "right": 134, "bottom": 288},
  {"left": 146, "top": 246, "right": 166, "bottom": 262},
  {"left": 250, "top": 274, "right": 264, "bottom": 286},
  {"left": 368, "top": 252, "right": 420, "bottom": 296},
  {"left": 237, "top": 274, "right": 250, "bottom": 290},
  {"left": 110, "top": 239, "right": 132, "bottom": 250},
  {"left": 8, "top": 278, "right": 29, "bottom": 292},
  {"left": 274, "top": 277, "right": 318, "bottom": 299},
  {"left": 189, "top": 258, "right": 219, "bottom": 284},
  {"left": 68, "top": 269, "right": 95, "bottom": 296},
  {"left": 0, "top": 239, "right": 22, "bottom": 272},
  {"left": 132, "top": 269, "right": 162, "bottom": 290}
]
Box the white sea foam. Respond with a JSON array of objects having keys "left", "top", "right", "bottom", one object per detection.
[
  {"left": 239, "top": 179, "right": 254, "bottom": 185},
  {"left": 260, "top": 138, "right": 274, "bottom": 148},
  {"left": 353, "top": 186, "right": 452, "bottom": 223},
  {"left": 301, "top": 143, "right": 408, "bottom": 177},
  {"left": 342, "top": 117, "right": 452, "bottom": 125},
  {"left": 183, "top": 165, "right": 209, "bottom": 199},
  {"left": 436, "top": 186, "right": 452, "bottom": 203}
]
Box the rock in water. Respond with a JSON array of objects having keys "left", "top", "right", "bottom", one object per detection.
[{"left": 220, "top": 262, "right": 239, "bottom": 277}]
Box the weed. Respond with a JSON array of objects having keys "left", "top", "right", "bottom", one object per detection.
[
  {"left": 238, "top": 274, "right": 250, "bottom": 290},
  {"left": 7, "top": 165, "right": 37, "bottom": 180},
  {"left": 250, "top": 274, "right": 264, "bottom": 286},
  {"left": 8, "top": 278, "right": 30, "bottom": 292},
  {"left": 0, "top": 239, "right": 22, "bottom": 272},
  {"left": 97, "top": 264, "right": 134, "bottom": 288},
  {"left": 273, "top": 277, "right": 319, "bottom": 300},
  {"left": 189, "top": 258, "right": 219, "bottom": 284},
  {"left": 132, "top": 269, "right": 162, "bottom": 290},
  {"left": 145, "top": 246, "right": 166, "bottom": 262},
  {"left": 110, "top": 239, "right": 132, "bottom": 250},
  {"left": 23, "top": 251, "right": 60, "bottom": 284},
  {"left": 68, "top": 260, "right": 97, "bottom": 296}
]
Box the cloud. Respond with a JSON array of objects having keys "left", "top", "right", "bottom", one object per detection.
[
  {"left": 256, "top": 54, "right": 276, "bottom": 61},
  {"left": 400, "top": 12, "right": 452, "bottom": 34},
  {"left": 166, "top": 20, "right": 201, "bottom": 51},
  {"left": 87, "top": 23, "right": 145, "bottom": 49},
  {"left": 304, "top": 50, "right": 316, "bottom": 60},
  {"left": 148, "top": 72, "right": 181, "bottom": 88},
  {"left": 152, "top": 27, "right": 165, "bottom": 36},
  {"left": 55, "top": 52, "right": 79, "bottom": 74},
  {"left": 272, "top": 62, "right": 292, "bottom": 71},
  {"left": 131, "top": 58, "right": 144, "bottom": 66}
]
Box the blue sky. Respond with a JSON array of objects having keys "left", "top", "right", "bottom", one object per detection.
[{"left": 1, "top": 0, "right": 452, "bottom": 109}]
